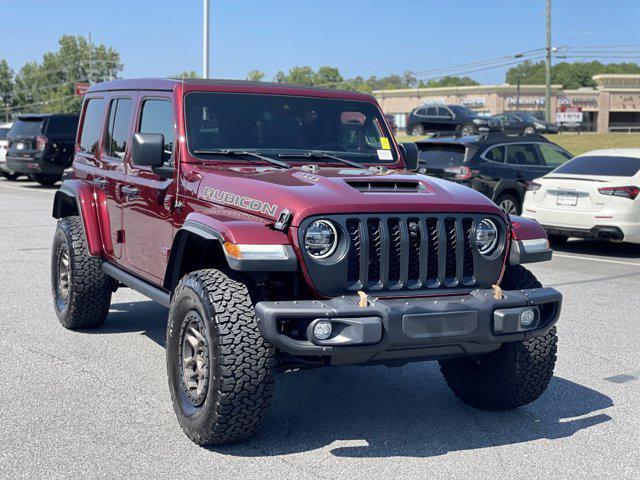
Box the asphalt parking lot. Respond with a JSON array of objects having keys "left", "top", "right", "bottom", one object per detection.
[{"left": 0, "top": 178, "right": 638, "bottom": 480}]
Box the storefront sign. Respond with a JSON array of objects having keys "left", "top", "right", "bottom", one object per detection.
[
  {"left": 556, "top": 108, "right": 583, "bottom": 124},
  {"left": 461, "top": 97, "right": 486, "bottom": 107},
  {"left": 558, "top": 96, "right": 598, "bottom": 109},
  {"left": 506, "top": 96, "right": 545, "bottom": 106}
]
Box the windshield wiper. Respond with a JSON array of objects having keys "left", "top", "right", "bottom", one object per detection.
[
  {"left": 278, "top": 152, "right": 364, "bottom": 169},
  {"left": 193, "top": 149, "right": 291, "bottom": 169}
]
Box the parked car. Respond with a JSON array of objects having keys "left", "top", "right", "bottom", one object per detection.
[
  {"left": 384, "top": 113, "right": 398, "bottom": 136},
  {"left": 407, "top": 104, "right": 501, "bottom": 137},
  {"left": 523, "top": 149, "right": 640, "bottom": 245},
  {"left": 493, "top": 112, "right": 559, "bottom": 135},
  {"left": 50, "top": 78, "right": 560, "bottom": 446},
  {"left": 416, "top": 132, "right": 573, "bottom": 215},
  {"left": 0, "top": 122, "right": 19, "bottom": 180},
  {"left": 6, "top": 114, "right": 79, "bottom": 186}
]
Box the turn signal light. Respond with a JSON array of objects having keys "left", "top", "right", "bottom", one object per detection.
[{"left": 597, "top": 186, "right": 639, "bottom": 200}]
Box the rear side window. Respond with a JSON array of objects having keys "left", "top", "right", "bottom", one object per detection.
[
  {"left": 105, "top": 98, "right": 133, "bottom": 160},
  {"left": 9, "top": 118, "right": 44, "bottom": 137},
  {"left": 485, "top": 145, "right": 505, "bottom": 163},
  {"left": 138, "top": 99, "right": 174, "bottom": 163},
  {"left": 553, "top": 156, "right": 640, "bottom": 177},
  {"left": 80, "top": 98, "right": 105, "bottom": 154},
  {"left": 538, "top": 144, "right": 572, "bottom": 167},
  {"left": 426, "top": 107, "right": 437, "bottom": 116},
  {"left": 418, "top": 143, "right": 466, "bottom": 166},
  {"left": 506, "top": 144, "right": 542, "bottom": 166},
  {"left": 45, "top": 116, "right": 79, "bottom": 136}
]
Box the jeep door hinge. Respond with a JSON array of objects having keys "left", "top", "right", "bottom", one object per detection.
[{"left": 273, "top": 209, "right": 292, "bottom": 231}]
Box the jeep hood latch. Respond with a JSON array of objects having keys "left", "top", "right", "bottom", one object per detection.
[{"left": 273, "top": 209, "right": 293, "bottom": 231}]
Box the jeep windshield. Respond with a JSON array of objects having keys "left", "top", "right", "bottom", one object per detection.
[{"left": 185, "top": 92, "right": 398, "bottom": 164}]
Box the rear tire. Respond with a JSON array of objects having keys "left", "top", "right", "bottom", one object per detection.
[
  {"left": 167, "top": 269, "right": 276, "bottom": 446},
  {"left": 495, "top": 192, "right": 521, "bottom": 215},
  {"left": 410, "top": 124, "right": 425, "bottom": 136},
  {"left": 51, "top": 216, "right": 112, "bottom": 329},
  {"left": 548, "top": 234, "right": 568, "bottom": 246},
  {"left": 2, "top": 171, "right": 19, "bottom": 181},
  {"left": 459, "top": 123, "right": 477, "bottom": 136},
  {"left": 439, "top": 265, "right": 557, "bottom": 410},
  {"left": 34, "top": 173, "right": 60, "bottom": 186},
  {"left": 523, "top": 126, "right": 536, "bottom": 135}
]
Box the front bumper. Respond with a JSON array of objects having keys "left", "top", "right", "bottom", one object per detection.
[{"left": 256, "top": 287, "right": 562, "bottom": 366}]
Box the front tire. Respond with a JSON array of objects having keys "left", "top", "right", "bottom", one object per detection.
[
  {"left": 439, "top": 265, "right": 557, "bottom": 410},
  {"left": 51, "top": 216, "right": 112, "bottom": 329},
  {"left": 167, "top": 269, "right": 276, "bottom": 446},
  {"left": 2, "top": 171, "right": 19, "bottom": 181}
]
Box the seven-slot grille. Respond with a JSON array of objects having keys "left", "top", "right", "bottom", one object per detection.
[{"left": 345, "top": 215, "right": 476, "bottom": 291}]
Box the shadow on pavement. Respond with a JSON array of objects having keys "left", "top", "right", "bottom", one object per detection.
[
  {"left": 98, "top": 301, "right": 613, "bottom": 459},
  {"left": 553, "top": 239, "right": 640, "bottom": 259}
]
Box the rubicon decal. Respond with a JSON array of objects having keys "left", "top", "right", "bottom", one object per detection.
[{"left": 202, "top": 187, "right": 279, "bottom": 217}]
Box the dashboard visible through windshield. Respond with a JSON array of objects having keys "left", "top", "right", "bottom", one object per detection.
[{"left": 184, "top": 92, "right": 398, "bottom": 164}]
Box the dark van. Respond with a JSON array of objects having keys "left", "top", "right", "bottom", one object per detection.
[{"left": 6, "top": 114, "right": 79, "bottom": 186}]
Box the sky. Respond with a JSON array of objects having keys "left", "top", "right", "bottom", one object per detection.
[{"left": 1, "top": 0, "right": 639, "bottom": 84}]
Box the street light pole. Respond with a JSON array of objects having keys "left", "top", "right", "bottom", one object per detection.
[
  {"left": 545, "top": 0, "right": 552, "bottom": 121},
  {"left": 203, "top": 0, "right": 210, "bottom": 79}
]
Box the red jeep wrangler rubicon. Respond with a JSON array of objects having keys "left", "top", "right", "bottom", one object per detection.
[{"left": 51, "top": 79, "right": 561, "bottom": 445}]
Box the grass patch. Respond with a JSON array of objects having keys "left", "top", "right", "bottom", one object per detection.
[{"left": 396, "top": 133, "right": 640, "bottom": 157}]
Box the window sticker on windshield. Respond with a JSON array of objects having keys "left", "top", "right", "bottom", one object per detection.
[
  {"left": 380, "top": 137, "right": 391, "bottom": 150},
  {"left": 377, "top": 149, "right": 393, "bottom": 160}
]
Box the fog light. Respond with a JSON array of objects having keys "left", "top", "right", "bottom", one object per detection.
[
  {"left": 520, "top": 309, "right": 536, "bottom": 327},
  {"left": 313, "top": 320, "right": 332, "bottom": 340}
]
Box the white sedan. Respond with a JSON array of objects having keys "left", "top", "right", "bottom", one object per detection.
[{"left": 522, "top": 148, "right": 640, "bottom": 245}]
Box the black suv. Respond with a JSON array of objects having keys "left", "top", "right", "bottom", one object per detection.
[
  {"left": 6, "top": 114, "right": 79, "bottom": 186},
  {"left": 407, "top": 104, "right": 501, "bottom": 137},
  {"left": 417, "top": 133, "right": 572, "bottom": 214},
  {"left": 492, "top": 112, "right": 559, "bottom": 135}
]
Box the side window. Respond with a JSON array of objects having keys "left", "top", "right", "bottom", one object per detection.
[
  {"left": 485, "top": 145, "right": 505, "bottom": 163},
  {"left": 415, "top": 108, "right": 426, "bottom": 116},
  {"left": 538, "top": 144, "right": 572, "bottom": 167},
  {"left": 438, "top": 107, "right": 452, "bottom": 118},
  {"left": 506, "top": 144, "right": 542, "bottom": 166},
  {"left": 105, "top": 98, "right": 133, "bottom": 160},
  {"left": 79, "top": 98, "right": 105, "bottom": 155},
  {"left": 139, "top": 99, "right": 175, "bottom": 164},
  {"left": 425, "top": 107, "right": 437, "bottom": 116}
]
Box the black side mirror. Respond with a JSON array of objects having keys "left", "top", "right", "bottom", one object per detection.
[
  {"left": 400, "top": 142, "right": 419, "bottom": 171},
  {"left": 131, "top": 133, "right": 164, "bottom": 168}
]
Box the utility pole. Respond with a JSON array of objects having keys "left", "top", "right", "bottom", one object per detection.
[
  {"left": 203, "top": 0, "right": 210, "bottom": 79},
  {"left": 545, "top": 0, "right": 552, "bottom": 121}
]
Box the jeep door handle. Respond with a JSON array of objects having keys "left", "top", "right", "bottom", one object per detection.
[
  {"left": 93, "top": 178, "right": 108, "bottom": 189},
  {"left": 121, "top": 185, "right": 139, "bottom": 198}
]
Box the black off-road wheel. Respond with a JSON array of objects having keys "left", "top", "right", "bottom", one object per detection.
[
  {"left": 167, "top": 269, "right": 276, "bottom": 446},
  {"left": 51, "top": 216, "right": 112, "bottom": 329},
  {"left": 439, "top": 265, "right": 557, "bottom": 410}
]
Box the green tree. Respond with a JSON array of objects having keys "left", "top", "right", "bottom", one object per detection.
[
  {"left": 13, "top": 35, "right": 122, "bottom": 114},
  {"left": 420, "top": 75, "right": 479, "bottom": 88},
  {"left": 313, "top": 66, "right": 343, "bottom": 87},
  {"left": 171, "top": 70, "right": 200, "bottom": 79},
  {"left": 506, "top": 60, "right": 640, "bottom": 89},
  {"left": 246, "top": 70, "right": 265, "bottom": 82},
  {"left": 0, "top": 60, "right": 14, "bottom": 119}
]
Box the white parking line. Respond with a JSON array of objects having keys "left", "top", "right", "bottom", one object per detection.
[{"left": 554, "top": 253, "right": 640, "bottom": 267}]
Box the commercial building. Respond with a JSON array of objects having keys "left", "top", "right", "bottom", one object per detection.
[{"left": 373, "top": 74, "right": 640, "bottom": 133}]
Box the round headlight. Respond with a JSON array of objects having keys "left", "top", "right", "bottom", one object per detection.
[
  {"left": 304, "top": 220, "right": 338, "bottom": 259},
  {"left": 475, "top": 219, "right": 499, "bottom": 255}
]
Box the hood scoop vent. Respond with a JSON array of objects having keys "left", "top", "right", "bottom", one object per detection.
[{"left": 346, "top": 180, "right": 425, "bottom": 193}]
